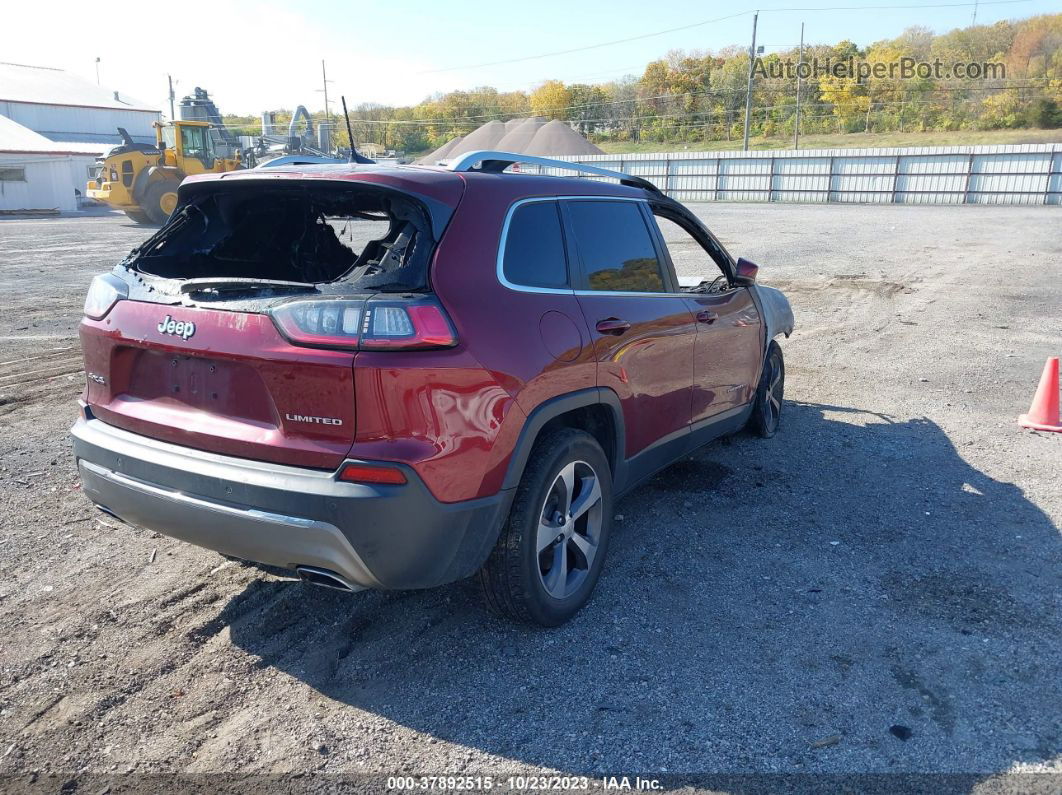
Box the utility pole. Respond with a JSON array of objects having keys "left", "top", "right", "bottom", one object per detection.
[
  {"left": 972, "top": 0, "right": 979, "bottom": 25},
  {"left": 319, "top": 60, "right": 334, "bottom": 152},
  {"left": 321, "top": 60, "right": 332, "bottom": 120},
  {"left": 742, "top": 11, "right": 759, "bottom": 152},
  {"left": 167, "top": 74, "right": 176, "bottom": 120},
  {"left": 794, "top": 22, "right": 804, "bottom": 150},
  {"left": 95, "top": 57, "right": 100, "bottom": 85}
]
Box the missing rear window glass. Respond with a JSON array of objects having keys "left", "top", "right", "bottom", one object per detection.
[{"left": 126, "top": 183, "right": 435, "bottom": 291}]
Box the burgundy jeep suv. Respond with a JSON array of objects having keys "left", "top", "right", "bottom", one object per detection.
[{"left": 72, "top": 151, "right": 794, "bottom": 626}]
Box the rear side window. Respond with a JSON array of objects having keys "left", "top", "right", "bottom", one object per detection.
[
  {"left": 502, "top": 201, "right": 568, "bottom": 289},
  {"left": 566, "top": 201, "right": 666, "bottom": 293}
]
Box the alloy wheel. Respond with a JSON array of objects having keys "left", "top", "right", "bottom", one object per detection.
[
  {"left": 763, "top": 355, "right": 783, "bottom": 431},
  {"left": 535, "top": 460, "right": 604, "bottom": 600}
]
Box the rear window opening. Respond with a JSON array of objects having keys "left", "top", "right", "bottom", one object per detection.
[{"left": 125, "top": 182, "right": 436, "bottom": 291}]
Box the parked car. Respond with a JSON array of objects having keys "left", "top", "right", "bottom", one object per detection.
[{"left": 72, "top": 152, "right": 794, "bottom": 626}]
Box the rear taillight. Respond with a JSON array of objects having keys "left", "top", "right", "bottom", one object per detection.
[
  {"left": 269, "top": 298, "right": 363, "bottom": 349},
  {"left": 84, "top": 273, "right": 128, "bottom": 320},
  {"left": 359, "top": 301, "right": 456, "bottom": 349},
  {"left": 269, "top": 296, "right": 457, "bottom": 351}
]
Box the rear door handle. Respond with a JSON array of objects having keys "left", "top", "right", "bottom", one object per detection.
[
  {"left": 596, "top": 318, "right": 631, "bottom": 335},
  {"left": 696, "top": 310, "right": 719, "bottom": 325}
]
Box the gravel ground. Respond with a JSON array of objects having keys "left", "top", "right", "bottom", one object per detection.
[{"left": 0, "top": 204, "right": 1059, "bottom": 790}]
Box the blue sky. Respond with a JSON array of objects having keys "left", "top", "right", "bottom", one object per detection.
[{"left": 7, "top": 0, "right": 1059, "bottom": 115}]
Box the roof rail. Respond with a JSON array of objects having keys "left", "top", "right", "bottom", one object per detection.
[{"left": 443, "top": 150, "right": 661, "bottom": 194}]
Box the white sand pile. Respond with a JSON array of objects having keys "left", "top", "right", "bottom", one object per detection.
[
  {"left": 523, "top": 120, "right": 604, "bottom": 156},
  {"left": 446, "top": 120, "right": 508, "bottom": 158},
  {"left": 495, "top": 117, "right": 547, "bottom": 152},
  {"left": 414, "top": 135, "right": 464, "bottom": 164}
]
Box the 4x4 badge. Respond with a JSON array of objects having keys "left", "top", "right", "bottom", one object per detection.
[{"left": 157, "top": 315, "right": 196, "bottom": 340}]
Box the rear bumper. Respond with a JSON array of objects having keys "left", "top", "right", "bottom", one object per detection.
[{"left": 71, "top": 415, "right": 512, "bottom": 590}]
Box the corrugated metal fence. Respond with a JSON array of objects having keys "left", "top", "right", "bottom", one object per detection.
[{"left": 519, "top": 144, "right": 1062, "bottom": 205}]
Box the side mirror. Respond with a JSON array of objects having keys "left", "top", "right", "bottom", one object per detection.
[{"left": 734, "top": 257, "right": 759, "bottom": 285}]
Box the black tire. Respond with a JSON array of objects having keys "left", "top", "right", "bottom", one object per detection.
[
  {"left": 142, "top": 180, "right": 179, "bottom": 225},
  {"left": 748, "top": 339, "right": 785, "bottom": 438},
  {"left": 123, "top": 208, "right": 153, "bottom": 224},
  {"left": 479, "top": 428, "right": 613, "bottom": 626}
]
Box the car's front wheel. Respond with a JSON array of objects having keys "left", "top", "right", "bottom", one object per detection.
[
  {"left": 748, "top": 339, "right": 785, "bottom": 437},
  {"left": 479, "top": 428, "right": 612, "bottom": 626}
]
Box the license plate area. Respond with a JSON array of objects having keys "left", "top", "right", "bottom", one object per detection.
[{"left": 124, "top": 349, "right": 275, "bottom": 423}]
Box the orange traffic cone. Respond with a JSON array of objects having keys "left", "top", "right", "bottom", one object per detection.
[{"left": 1019, "top": 356, "right": 1062, "bottom": 433}]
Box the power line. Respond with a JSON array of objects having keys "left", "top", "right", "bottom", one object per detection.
[
  {"left": 337, "top": 79, "right": 1045, "bottom": 126},
  {"left": 419, "top": 0, "right": 1031, "bottom": 74},
  {"left": 251, "top": 72, "right": 1045, "bottom": 131},
  {"left": 374, "top": 78, "right": 1050, "bottom": 125},
  {"left": 345, "top": 95, "right": 1043, "bottom": 130},
  {"left": 418, "top": 11, "right": 754, "bottom": 74}
]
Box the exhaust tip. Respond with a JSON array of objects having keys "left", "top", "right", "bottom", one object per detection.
[
  {"left": 296, "top": 566, "right": 364, "bottom": 593},
  {"left": 94, "top": 504, "right": 129, "bottom": 525}
]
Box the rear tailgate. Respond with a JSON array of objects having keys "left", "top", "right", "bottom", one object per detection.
[{"left": 80, "top": 300, "right": 356, "bottom": 469}]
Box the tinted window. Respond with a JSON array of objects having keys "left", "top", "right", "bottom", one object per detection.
[
  {"left": 567, "top": 201, "right": 666, "bottom": 293},
  {"left": 502, "top": 201, "right": 568, "bottom": 289}
]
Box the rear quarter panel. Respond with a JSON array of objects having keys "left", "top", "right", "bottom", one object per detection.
[
  {"left": 417, "top": 177, "right": 601, "bottom": 500},
  {"left": 349, "top": 346, "right": 525, "bottom": 503}
]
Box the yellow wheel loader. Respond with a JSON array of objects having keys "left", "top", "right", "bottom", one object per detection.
[{"left": 86, "top": 121, "right": 242, "bottom": 224}]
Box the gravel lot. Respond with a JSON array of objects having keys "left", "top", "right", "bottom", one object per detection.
[{"left": 0, "top": 203, "right": 1059, "bottom": 789}]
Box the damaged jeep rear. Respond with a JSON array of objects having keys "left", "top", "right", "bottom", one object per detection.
[
  {"left": 73, "top": 155, "right": 794, "bottom": 626},
  {"left": 78, "top": 171, "right": 462, "bottom": 468}
]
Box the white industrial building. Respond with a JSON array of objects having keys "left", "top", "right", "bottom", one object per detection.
[
  {"left": 0, "top": 61, "right": 160, "bottom": 212},
  {"left": 0, "top": 114, "right": 86, "bottom": 212}
]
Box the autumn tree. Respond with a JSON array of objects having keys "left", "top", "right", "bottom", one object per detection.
[
  {"left": 262, "top": 12, "right": 1062, "bottom": 154},
  {"left": 530, "top": 80, "right": 573, "bottom": 119}
]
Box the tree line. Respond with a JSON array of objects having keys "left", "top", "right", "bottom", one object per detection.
[{"left": 226, "top": 14, "right": 1061, "bottom": 153}]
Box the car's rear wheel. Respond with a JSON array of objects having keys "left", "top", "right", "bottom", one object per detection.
[
  {"left": 479, "top": 428, "right": 612, "bottom": 626},
  {"left": 748, "top": 339, "right": 785, "bottom": 438}
]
